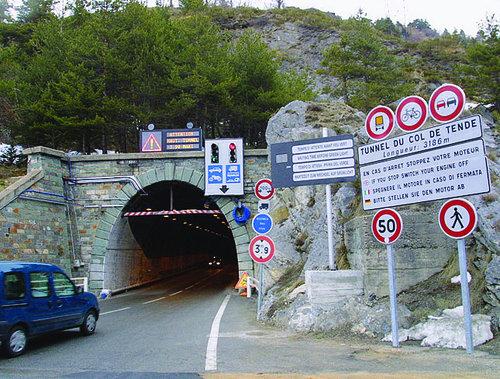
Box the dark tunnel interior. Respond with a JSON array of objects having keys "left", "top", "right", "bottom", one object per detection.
[{"left": 123, "top": 181, "right": 237, "bottom": 266}]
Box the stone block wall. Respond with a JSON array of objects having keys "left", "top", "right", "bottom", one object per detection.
[
  {"left": 0, "top": 148, "right": 72, "bottom": 272},
  {"left": 1, "top": 147, "right": 270, "bottom": 293},
  {"left": 344, "top": 210, "right": 455, "bottom": 298}
]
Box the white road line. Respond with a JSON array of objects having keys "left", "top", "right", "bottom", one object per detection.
[
  {"left": 205, "top": 294, "right": 231, "bottom": 371},
  {"left": 142, "top": 296, "right": 166, "bottom": 304},
  {"left": 169, "top": 290, "right": 183, "bottom": 296},
  {"left": 100, "top": 307, "right": 131, "bottom": 315}
]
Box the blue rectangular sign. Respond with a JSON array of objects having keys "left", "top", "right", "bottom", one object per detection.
[{"left": 270, "top": 134, "right": 356, "bottom": 188}]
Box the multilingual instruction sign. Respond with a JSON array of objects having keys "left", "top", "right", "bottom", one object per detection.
[
  {"left": 270, "top": 134, "right": 356, "bottom": 188},
  {"left": 361, "top": 139, "right": 490, "bottom": 210}
]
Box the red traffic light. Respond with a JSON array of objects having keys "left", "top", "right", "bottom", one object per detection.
[{"left": 229, "top": 143, "right": 236, "bottom": 151}]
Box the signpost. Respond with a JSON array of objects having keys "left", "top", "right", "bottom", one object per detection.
[
  {"left": 271, "top": 132, "right": 356, "bottom": 269},
  {"left": 429, "top": 83, "right": 466, "bottom": 123},
  {"left": 395, "top": 95, "right": 428, "bottom": 132},
  {"left": 365, "top": 105, "right": 395, "bottom": 140},
  {"left": 371, "top": 208, "right": 403, "bottom": 348},
  {"left": 204, "top": 138, "right": 244, "bottom": 196},
  {"left": 360, "top": 139, "right": 490, "bottom": 210},
  {"left": 438, "top": 198, "right": 477, "bottom": 354},
  {"left": 249, "top": 235, "right": 276, "bottom": 313},
  {"left": 254, "top": 179, "right": 275, "bottom": 200},
  {"left": 252, "top": 213, "right": 273, "bottom": 235}
]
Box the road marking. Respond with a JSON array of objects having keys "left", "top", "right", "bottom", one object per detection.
[
  {"left": 169, "top": 290, "right": 183, "bottom": 296},
  {"left": 142, "top": 296, "right": 166, "bottom": 304},
  {"left": 100, "top": 307, "right": 130, "bottom": 315},
  {"left": 205, "top": 294, "right": 231, "bottom": 371}
]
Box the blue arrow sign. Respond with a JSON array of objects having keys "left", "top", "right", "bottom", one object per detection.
[{"left": 252, "top": 213, "right": 273, "bottom": 235}]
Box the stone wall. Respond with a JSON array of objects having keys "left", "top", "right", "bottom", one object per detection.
[
  {"left": 0, "top": 149, "right": 72, "bottom": 272},
  {"left": 0, "top": 146, "right": 270, "bottom": 293},
  {"left": 345, "top": 210, "right": 455, "bottom": 297}
]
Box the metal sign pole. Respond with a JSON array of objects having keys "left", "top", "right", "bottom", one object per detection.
[
  {"left": 257, "top": 264, "right": 264, "bottom": 317},
  {"left": 386, "top": 242, "right": 400, "bottom": 348},
  {"left": 457, "top": 238, "right": 474, "bottom": 354},
  {"left": 322, "top": 128, "right": 335, "bottom": 270}
]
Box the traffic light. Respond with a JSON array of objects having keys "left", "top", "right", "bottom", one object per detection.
[
  {"left": 211, "top": 143, "right": 219, "bottom": 163},
  {"left": 229, "top": 142, "right": 237, "bottom": 163}
]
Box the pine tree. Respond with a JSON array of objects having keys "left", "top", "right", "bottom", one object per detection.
[
  {"left": 0, "top": 0, "right": 12, "bottom": 22},
  {"left": 0, "top": 145, "right": 24, "bottom": 165},
  {"left": 17, "top": 0, "right": 54, "bottom": 23}
]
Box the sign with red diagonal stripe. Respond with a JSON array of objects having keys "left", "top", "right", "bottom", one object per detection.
[
  {"left": 365, "top": 105, "right": 395, "bottom": 141},
  {"left": 396, "top": 95, "right": 428, "bottom": 132},
  {"left": 429, "top": 83, "right": 466, "bottom": 123},
  {"left": 438, "top": 198, "right": 477, "bottom": 239}
]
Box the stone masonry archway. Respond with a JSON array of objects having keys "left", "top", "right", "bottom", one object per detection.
[{"left": 88, "top": 163, "right": 252, "bottom": 292}]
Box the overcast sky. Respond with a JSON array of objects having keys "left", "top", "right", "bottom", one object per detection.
[{"left": 240, "top": 0, "right": 499, "bottom": 36}]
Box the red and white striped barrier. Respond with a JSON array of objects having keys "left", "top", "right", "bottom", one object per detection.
[{"left": 123, "top": 209, "right": 222, "bottom": 217}]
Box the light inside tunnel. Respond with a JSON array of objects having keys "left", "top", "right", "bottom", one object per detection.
[{"left": 123, "top": 181, "right": 237, "bottom": 266}]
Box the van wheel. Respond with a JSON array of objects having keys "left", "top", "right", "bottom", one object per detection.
[
  {"left": 3, "top": 326, "right": 27, "bottom": 357},
  {"left": 80, "top": 310, "right": 97, "bottom": 336}
]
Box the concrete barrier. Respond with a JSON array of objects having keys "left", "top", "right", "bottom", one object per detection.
[{"left": 305, "top": 270, "right": 363, "bottom": 305}]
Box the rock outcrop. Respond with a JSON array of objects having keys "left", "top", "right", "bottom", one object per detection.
[{"left": 260, "top": 99, "right": 500, "bottom": 339}]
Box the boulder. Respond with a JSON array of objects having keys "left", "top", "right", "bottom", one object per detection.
[{"left": 384, "top": 306, "right": 493, "bottom": 349}]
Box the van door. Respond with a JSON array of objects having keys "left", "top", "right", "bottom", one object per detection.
[
  {"left": 1, "top": 272, "right": 29, "bottom": 330},
  {"left": 28, "top": 271, "right": 58, "bottom": 334},
  {"left": 51, "top": 272, "right": 84, "bottom": 328}
]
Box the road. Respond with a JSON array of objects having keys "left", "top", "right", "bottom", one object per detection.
[{"left": 0, "top": 266, "right": 497, "bottom": 378}]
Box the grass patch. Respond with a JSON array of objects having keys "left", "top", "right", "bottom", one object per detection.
[{"left": 0, "top": 165, "right": 26, "bottom": 192}]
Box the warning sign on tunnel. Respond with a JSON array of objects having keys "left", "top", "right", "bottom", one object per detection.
[{"left": 141, "top": 131, "right": 162, "bottom": 152}]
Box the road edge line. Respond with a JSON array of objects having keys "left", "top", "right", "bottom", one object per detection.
[{"left": 205, "top": 294, "right": 231, "bottom": 372}]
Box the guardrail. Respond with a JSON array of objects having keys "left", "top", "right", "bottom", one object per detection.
[{"left": 71, "top": 277, "right": 88, "bottom": 292}]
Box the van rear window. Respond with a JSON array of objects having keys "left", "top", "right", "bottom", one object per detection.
[
  {"left": 30, "top": 272, "right": 50, "bottom": 298},
  {"left": 4, "top": 272, "right": 26, "bottom": 300}
]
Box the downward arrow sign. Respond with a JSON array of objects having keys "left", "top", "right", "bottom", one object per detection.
[{"left": 220, "top": 185, "right": 229, "bottom": 193}]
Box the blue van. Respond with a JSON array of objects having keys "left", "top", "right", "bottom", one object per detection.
[{"left": 0, "top": 262, "right": 99, "bottom": 357}]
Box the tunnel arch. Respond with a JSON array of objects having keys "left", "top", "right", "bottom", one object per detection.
[{"left": 88, "top": 163, "right": 253, "bottom": 292}]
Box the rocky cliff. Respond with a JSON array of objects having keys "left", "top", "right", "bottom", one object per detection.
[{"left": 259, "top": 99, "right": 499, "bottom": 340}]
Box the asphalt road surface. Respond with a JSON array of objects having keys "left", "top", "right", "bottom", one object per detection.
[{"left": 0, "top": 266, "right": 497, "bottom": 378}]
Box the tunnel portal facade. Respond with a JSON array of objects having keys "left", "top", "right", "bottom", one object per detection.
[{"left": 0, "top": 147, "right": 269, "bottom": 293}]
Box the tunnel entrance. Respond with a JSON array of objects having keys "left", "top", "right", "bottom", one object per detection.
[{"left": 102, "top": 180, "right": 238, "bottom": 291}]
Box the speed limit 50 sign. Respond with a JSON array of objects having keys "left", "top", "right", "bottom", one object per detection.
[{"left": 371, "top": 208, "right": 403, "bottom": 245}]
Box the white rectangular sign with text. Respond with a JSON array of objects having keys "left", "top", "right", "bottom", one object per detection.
[
  {"left": 358, "top": 115, "right": 483, "bottom": 165},
  {"left": 361, "top": 139, "right": 490, "bottom": 210}
]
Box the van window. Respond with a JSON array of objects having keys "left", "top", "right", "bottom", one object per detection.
[
  {"left": 30, "top": 272, "right": 50, "bottom": 298},
  {"left": 4, "top": 272, "right": 26, "bottom": 300},
  {"left": 53, "top": 272, "right": 76, "bottom": 296}
]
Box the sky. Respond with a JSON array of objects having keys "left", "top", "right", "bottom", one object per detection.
[
  {"left": 9, "top": 0, "right": 499, "bottom": 36},
  {"left": 239, "top": 0, "right": 499, "bottom": 36}
]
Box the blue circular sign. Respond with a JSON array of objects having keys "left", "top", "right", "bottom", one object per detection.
[{"left": 252, "top": 213, "right": 273, "bottom": 235}]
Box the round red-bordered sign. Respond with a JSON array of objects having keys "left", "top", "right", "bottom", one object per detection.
[
  {"left": 254, "top": 178, "right": 275, "bottom": 200},
  {"left": 371, "top": 208, "right": 403, "bottom": 245},
  {"left": 429, "top": 83, "right": 466, "bottom": 123},
  {"left": 365, "top": 106, "right": 395, "bottom": 141},
  {"left": 249, "top": 235, "right": 275, "bottom": 263},
  {"left": 438, "top": 198, "right": 477, "bottom": 239},
  {"left": 396, "top": 96, "right": 428, "bottom": 132}
]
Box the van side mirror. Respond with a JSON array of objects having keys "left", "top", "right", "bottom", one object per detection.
[{"left": 77, "top": 285, "right": 84, "bottom": 294}]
